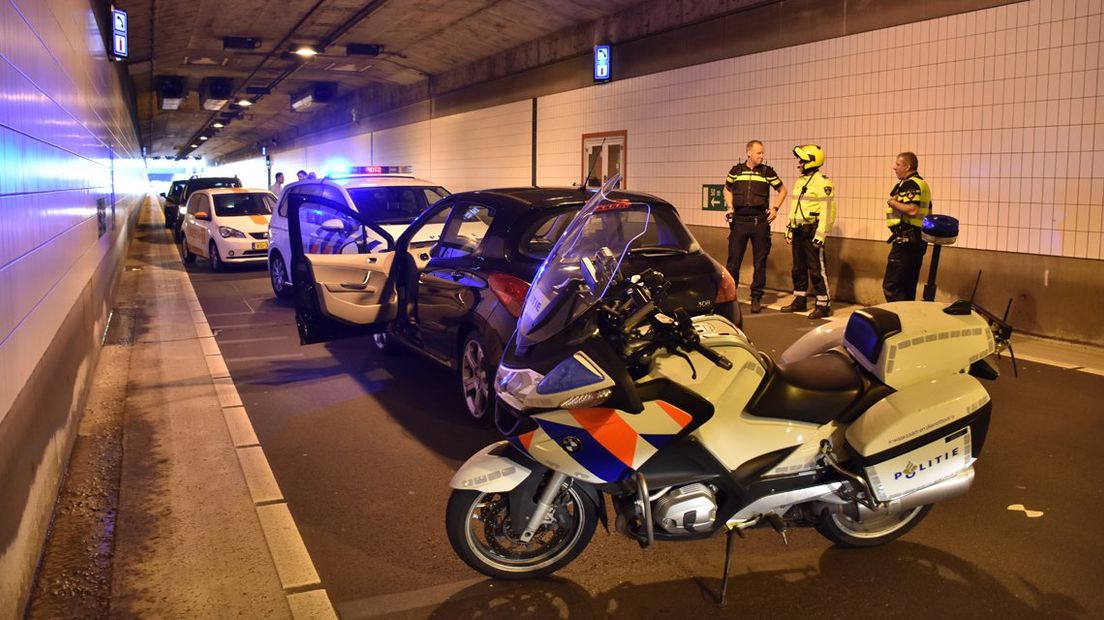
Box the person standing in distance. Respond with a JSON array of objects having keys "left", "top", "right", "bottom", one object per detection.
[
  {"left": 296, "top": 170, "right": 308, "bottom": 182},
  {"left": 781, "top": 144, "right": 836, "bottom": 319},
  {"left": 269, "top": 172, "right": 285, "bottom": 196},
  {"left": 723, "top": 140, "right": 787, "bottom": 313},
  {"left": 883, "top": 152, "right": 932, "bottom": 301}
]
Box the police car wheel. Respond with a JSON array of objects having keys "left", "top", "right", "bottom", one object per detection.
[
  {"left": 269, "top": 253, "right": 292, "bottom": 298},
  {"left": 459, "top": 333, "right": 493, "bottom": 424},
  {"left": 815, "top": 503, "right": 932, "bottom": 548},
  {"left": 209, "top": 242, "right": 224, "bottom": 272}
]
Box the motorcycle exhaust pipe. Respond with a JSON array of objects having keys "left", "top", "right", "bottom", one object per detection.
[{"left": 850, "top": 467, "right": 975, "bottom": 521}]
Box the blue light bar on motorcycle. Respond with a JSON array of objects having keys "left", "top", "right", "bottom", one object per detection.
[
  {"left": 922, "top": 214, "right": 959, "bottom": 245},
  {"left": 536, "top": 355, "right": 604, "bottom": 395}
]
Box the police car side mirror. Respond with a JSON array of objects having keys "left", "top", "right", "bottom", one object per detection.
[{"left": 321, "top": 218, "right": 345, "bottom": 232}]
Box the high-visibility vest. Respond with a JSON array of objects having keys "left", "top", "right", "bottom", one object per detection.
[
  {"left": 788, "top": 171, "right": 835, "bottom": 242},
  {"left": 887, "top": 173, "right": 932, "bottom": 228}
]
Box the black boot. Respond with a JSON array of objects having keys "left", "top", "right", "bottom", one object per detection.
[
  {"left": 751, "top": 298, "right": 762, "bottom": 314},
  {"left": 780, "top": 296, "right": 807, "bottom": 312},
  {"left": 808, "top": 305, "right": 832, "bottom": 319}
]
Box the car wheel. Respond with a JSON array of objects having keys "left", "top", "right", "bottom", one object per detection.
[
  {"left": 459, "top": 332, "right": 494, "bottom": 423},
  {"left": 269, "top": 253, "right": 292, "bottom": 298},
  {"left": 209, "top": 241, "right": 224, "bottom": 272},
  {"left": 181, "top": 237, "right": 195, "bottom": 263}
]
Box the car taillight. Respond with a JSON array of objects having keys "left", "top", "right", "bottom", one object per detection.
[
  {"left": 715, "top": 266, "right": 737, "bottom": 304},
  {"left": 488, "top": 273, "right": 530, "bottom": 318}
]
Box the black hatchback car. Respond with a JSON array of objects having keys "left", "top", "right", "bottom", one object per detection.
[{"left": 289, "top": 187, "right": 738, "bottom": 422}]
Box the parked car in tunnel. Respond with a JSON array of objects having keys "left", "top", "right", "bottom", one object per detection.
[
  {"left": 287, "top": 186, "right": 739, "bottom": 423},
  {"left": 180, "top": 188, "right": 276, "bottom": 271},
  {"left": 171, "top": 176, "right": 243, "bottom": 241},
  {"left": 267, "top": 167, "right": 450, "bottom": 298},
  {"left": 160, "top": 179, "right": 188, "bottom": 228}
]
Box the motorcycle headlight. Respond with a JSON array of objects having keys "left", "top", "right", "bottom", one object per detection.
[{"left": 219, "top": 226, "right": 246, "bottom": 238}]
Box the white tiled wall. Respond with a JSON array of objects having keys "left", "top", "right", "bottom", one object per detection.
[
  {"left": 539, "top": 0, "right": 1103, "bottom": 259},
  {"left": 270, "top": 99, "right": 533, "bottom": 194},
  {"left": 0, "top": 0, "right": 145, "bottom": 422}
]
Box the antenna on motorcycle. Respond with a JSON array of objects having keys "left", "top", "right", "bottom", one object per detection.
[
  {"left": 968, "top": 270, "right": 982, "bottom": 303},
  {"left": 1001, "top": 297, "right": 1020, "bottom": 378}
]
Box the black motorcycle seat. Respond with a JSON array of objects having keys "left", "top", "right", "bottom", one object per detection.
[{"left": 747, "top": 350, "right": 864, "bottom": 425}]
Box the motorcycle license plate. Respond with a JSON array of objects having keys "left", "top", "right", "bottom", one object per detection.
[
  {"left": 864, "top": 427, "right": 972, "bottom": 502},
  {"left": 253, "top": 241, "right": 269, "bottom": 250}
]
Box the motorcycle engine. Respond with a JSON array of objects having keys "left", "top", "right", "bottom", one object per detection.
[{"left": 653, "top": 483, "right": 718, "bottom": 534}]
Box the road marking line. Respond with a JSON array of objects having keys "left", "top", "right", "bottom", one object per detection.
[
  {"left": 223, "top": 406, "right": 260, "bottom": 447},
  {"left": 210, "top": 322, "right": 281, "bottom": 329},
  {"left": 206, "top": 311, "right": 257, "bottom": 317},
  {"left": 256, "top": 503, "right": 323, "bottom": 592},
  {"left": 237, "top": 446, "right": 285, "bottom": 505}
]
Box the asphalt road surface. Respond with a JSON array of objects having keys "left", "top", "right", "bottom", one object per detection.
[{"left": 185, "top": 261, "right": 1103, "bottom": 620}]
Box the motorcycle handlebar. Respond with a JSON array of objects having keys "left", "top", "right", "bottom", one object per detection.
[{"left": 690, "top": 339, "right": 733, "bottom": 370}]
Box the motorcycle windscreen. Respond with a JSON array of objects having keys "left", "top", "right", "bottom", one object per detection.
[{"left": 507, "top": 401, "right": 695, "bottom": 484}]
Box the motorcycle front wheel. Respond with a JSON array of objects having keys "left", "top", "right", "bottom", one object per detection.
[
  {"left": 445, "top": 484, "right": 597, "bottom": 579},
  {"left": 815, "top": 504, "right": 933, "bottom": 548}
]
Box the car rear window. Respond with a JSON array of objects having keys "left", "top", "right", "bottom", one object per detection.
[
  {"left": 187, "top": 178, "right": 242, "bottom": 193},
  {"left": 346, "top": 186, "right": 448, "bottom": 224},
  {"left": 518, "top": 203, "right": 693, "bottom": 260},
  {"left": 213, "top": 193, "right": 274, "bottom": 217}
]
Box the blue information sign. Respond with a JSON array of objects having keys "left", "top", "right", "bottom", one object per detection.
[
  {"left": 594, "top": 45, "right": 610, "bottom": 82},
  {"left": 112, "top": 8, "right": 128, "bottom": 58}
]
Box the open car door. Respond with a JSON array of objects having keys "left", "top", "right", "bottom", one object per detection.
[{"left": 288, "top": 186, "right": 400, "bottom": 345}]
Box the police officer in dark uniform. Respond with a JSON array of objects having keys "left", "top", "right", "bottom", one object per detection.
[
  {"left": 883, "top": 151, "right": 932, "bottom": 302},
  {"left": 724, "top": 140, "right": 787, "bottom": 313}
]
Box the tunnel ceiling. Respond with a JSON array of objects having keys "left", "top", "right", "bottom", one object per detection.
[{"left": 116, "top": 0, "right": 737, "bottom": 163}]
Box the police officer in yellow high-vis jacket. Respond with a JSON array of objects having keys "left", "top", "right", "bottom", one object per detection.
[
  {"left": 782, "top": 144, "right": 835, "bottom": 319},
  {"left": 883, "top": 151, "right": 932, "bottom": 302}
]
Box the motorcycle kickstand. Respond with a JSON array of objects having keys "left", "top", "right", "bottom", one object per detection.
[{"left": 717, "top": 526, "right": 742, "bottom": 607}]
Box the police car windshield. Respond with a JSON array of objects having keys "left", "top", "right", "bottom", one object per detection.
[
  {"left": 213, "top": 193, "right": 274, "bottom": 217},
  {"left": 346, "top": 187, "right": 448, "bottom": 224}
]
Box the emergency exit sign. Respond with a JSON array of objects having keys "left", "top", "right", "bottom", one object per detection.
[
  {"left": 702, "top": 185, "right": 725, "bottom": 211},
  {"left": 111, "top": 7, "right": 128, "bottom": 59}
]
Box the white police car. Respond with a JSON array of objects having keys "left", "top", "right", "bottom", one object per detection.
[
  {"left": 267, "top": 166, "right": 449, "bottom": 298},
  {"left": 180, "top": 188, "right": 276, "bottom": 271}
]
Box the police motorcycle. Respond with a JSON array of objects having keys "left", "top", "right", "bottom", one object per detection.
[{"left": 444, "top": 175, "right": 1013, "bottom": 598}]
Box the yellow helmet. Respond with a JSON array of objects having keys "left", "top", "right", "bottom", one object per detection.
[{"left": 793, "top": 144, "right": 825, "bottom": 172}]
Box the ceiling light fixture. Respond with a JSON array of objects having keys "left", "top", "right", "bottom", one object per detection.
[
  {"left": 236, "top": 98, "right": 253, "bottom": 107},
  {"left": 190, "top": 143, "right": 199, "bottom": 148},
  {"left": 200, "top": 77, "right": 233, "bottom": 111},
  {"left": 290, "top": 90, "right": 314, "bottom": 112},
  {"left": 199, "top": 136, "right": 209, "bottom": 141},
  {"left": 212, "top": 121, "right": 224, "bottom": 128},
  {"left": 294, "top": 45, "right": 320, "bottom": 57}
]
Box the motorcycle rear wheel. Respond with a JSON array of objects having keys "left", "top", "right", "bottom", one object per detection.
[
  {"left": 815, "top": 504, "right": 933, "bottom": 548},
  {"left": 445, "top": 485, "right": 596, "bottom": 579}
]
